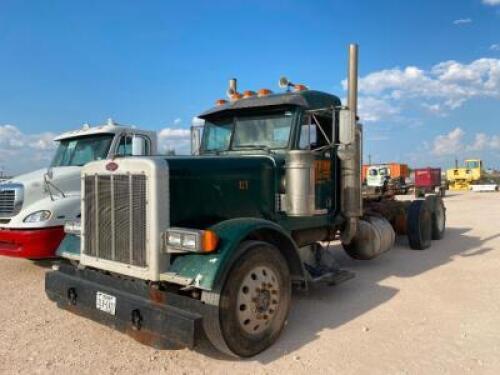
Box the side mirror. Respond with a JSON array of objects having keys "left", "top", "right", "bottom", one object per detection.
[
  {"left": 191, "top": 126, "right": 202, "bottom": 155},
  {"left": 132, "top": 136, "right": 146, "bottom": 156},
  {"left": 339, "top": 109, "right": 355, "bottom": 145}
]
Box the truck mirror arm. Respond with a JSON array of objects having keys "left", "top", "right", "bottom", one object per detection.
[{"left": 43, "top": 173, "right": 66, "bottom": 201}]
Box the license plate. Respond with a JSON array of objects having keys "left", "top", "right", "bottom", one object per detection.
[{"left": 96, "top": 292, "right": 117, "bottom": 315}]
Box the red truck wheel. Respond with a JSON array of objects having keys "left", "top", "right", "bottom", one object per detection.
[
  {"left": 202, "top": 241, "right": 291, "bottom": 357},
  {"left": 407, "top": 200, "right": 432, "bottom": 250}
]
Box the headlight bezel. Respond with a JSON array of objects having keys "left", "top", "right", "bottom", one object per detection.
[
  {"left": 165, "top": 228, "right": 218, "bottom": 254},
  {"left": 23, "top": 210, "right": 52, "bottom": 223}
]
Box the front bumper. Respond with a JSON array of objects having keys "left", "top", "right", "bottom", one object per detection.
[
  {"left": 45, "top": 264, "right": 207, "bottom": 349},
  {"left": 0, "top": 226, "right": 65, "bottom": 258}
]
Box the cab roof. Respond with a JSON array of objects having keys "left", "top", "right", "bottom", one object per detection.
[
  {"left": 54, "top": 119, "right": 139, "bottom": 141},
  {"left": 198, "top": 90, "right": 342, "bottom": 120}
]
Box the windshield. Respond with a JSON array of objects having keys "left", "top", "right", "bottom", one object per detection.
[
  {"left": 202, "top": 111, "right": 294, "bottom": 152},
  {"left": 51, "top": 134, "right": 114, "bottom": 167},
  {"left": 465, "top": 160, "right": 480, "bottom": 169}
]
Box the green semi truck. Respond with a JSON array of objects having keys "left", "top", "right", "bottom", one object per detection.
[{"left": 45, "top": 44, "right": 446, "bottom": 357}]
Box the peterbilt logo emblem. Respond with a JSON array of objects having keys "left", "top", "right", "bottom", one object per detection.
[{"left": 106, "top": 162, "right": 119, "bottom": 172}]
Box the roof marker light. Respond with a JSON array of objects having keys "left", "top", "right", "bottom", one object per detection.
[
  {"left": 215, "top": 99, "right": 228, "bottom": 106},
  {"left": 257, "top": 88, "right": 273, "bottom": 97},
  {"left": 242, "top": 90, "right": 256, "bottom": 98},
  {"left": 293, "top": 84, "right": 307, "bottom": 92}
]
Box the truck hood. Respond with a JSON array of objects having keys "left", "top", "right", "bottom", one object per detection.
[
  {"left": 166, "top": 155, "right": 283, "bottom": 228},
  {"left": 2, "top": 166, "right": 82, "bottom": 209}
]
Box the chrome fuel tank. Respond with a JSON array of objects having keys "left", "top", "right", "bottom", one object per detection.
[{"left": 285, "top": 151, "right": 315, "bottom": 216}]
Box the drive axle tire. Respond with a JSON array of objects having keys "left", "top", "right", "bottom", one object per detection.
[
  {"left": 425, "top": 195, "right": 446, "bottom": 240},
  {"left": 407, "top": 200, "right": 432, "bottom": 250},
  {"left": 202, "top": 241, "right": 291, "bottom": 358}
]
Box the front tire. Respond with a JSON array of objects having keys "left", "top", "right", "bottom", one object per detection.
[{"left": 202, "top": 241, "right": 291, "bottom": 357}]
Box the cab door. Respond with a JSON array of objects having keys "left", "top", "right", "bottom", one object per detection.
[
  {"left": 298, "top": 113, "right": 334, "bottom": 214},
  {"left": 115, "top": 134, "right": 151, "bottom": 157}
]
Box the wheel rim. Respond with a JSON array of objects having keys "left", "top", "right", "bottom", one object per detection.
[{"left": 236, "top": 266, "right": 280, "bottom": 335}]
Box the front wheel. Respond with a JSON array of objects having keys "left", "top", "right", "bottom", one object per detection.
[{"left": 202, "top": 241, "right": 291, "bottom": 357}]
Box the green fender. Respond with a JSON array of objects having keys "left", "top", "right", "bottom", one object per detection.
[
  {"left": 56, "top": 234, "right": 81, "bottom": 260},
  {"left": 168, "top": 218, "right": 306, "bottom": 291}
]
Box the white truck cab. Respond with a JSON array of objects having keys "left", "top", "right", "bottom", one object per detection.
[
  {"left": 366, "top": 165, "right": 390, "bottom": 188},
  {"left": 0, "top": 119, "right": 157, "bottom": 259}
]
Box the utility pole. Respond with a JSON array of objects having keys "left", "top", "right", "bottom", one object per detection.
[{"left": 368, "top": 154, "right": 372, "bottom": 165}]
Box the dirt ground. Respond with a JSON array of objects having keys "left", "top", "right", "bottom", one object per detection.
[{"left": 0, "top": 191, "right": 499, "bottom": 374}]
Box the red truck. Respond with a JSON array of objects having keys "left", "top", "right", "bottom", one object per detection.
[{"left": 414, "top": 167, "right": 445, "bottom": 197}]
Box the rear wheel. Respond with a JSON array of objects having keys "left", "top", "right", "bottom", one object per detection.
[
  {"left": 425, "top": 195, "right": 446, "bottom": 240},
  {"left": 202, "top": 241, "right": 291, "bottom": 357},
  {"left": 407, "top": 200, "right": 432, "bottom": 250}
]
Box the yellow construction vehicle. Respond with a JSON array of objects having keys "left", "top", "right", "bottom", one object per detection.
[{"left": 446, "top": 159, "right": 483, "bottom": 191}]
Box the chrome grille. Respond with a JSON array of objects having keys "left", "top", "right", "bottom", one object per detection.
[
  {"left": 0, "top": 184, "right": 23, "bottom": 217},
  {"left": 84, "top": 174, "right": 147, "bottom": 267}
]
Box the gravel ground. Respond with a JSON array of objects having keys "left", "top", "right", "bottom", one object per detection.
[{"left": 1, "top": 191, "right": 499, "bottom": 374}]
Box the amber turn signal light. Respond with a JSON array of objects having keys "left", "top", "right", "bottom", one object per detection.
[{"left": 201, "top": 230, "right": 219, "bottom": 253}]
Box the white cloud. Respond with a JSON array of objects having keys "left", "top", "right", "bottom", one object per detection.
[
  {"left": 453, "top": 18, "right": 472, "bottom": 25},
  {"left": 422, "top": 103, "right": 444, "bottom": 114},
  {"left": 466, "top": 132, "right": 500, "bottom": 151},
  {"left": 158, "top": 127, "right": 191, "bottom": 155},
  {"left": 0, "top": 124, "right": 57, "bottom": 175},
  {"left": 173, "top": 118, "right": 182, "bottom": 125},
  {"left": 158, "top": 128, "right": 191, "bottom": 139},
  {"left": 491, "top": 44, "right": 500, "bottom": 51},
  {"left": 467, "top": 133, "right": 489, "bottom": 151},
  {"left": 432, "top": 127, "right": 465, "bottom": 156},
  {"left": 357, "top": 96, "right": 399, "bottom": 122},
  {"left": 431, "top": 127, "right": 500, "bottom": 156},
  {"left": 345, "top": 57, "right": 500, "bottom": 121},
  {"left": 483, "top": 0, "right": 500, "bottom": 5}
]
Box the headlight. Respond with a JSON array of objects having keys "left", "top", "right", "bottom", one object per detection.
[
  {"left": 181, "top": 234, "right": 197, "bottom": 250},
  {"left": 165, "top": 228, "right": 219, "bottom": 253},
  {"left": 64, "top": 220, "right": 81, "bottom": 235},
  {"left": 167, "top": 232, "right": 182, "bottom": 247},
  {"left": 23, "top": 210, "right": 51, "bottom": 223}
]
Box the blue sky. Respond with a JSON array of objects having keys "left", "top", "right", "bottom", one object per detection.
[{"left": 0, "top": 0, "right": 499, "bottom": 174}]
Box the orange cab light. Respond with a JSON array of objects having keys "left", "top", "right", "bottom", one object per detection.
[
  {"left": 229, "top": 92, "right": 243, "bottom": 101},
  {"left": 242, "top": 90, "right": 256, "bottom": 98},
  {"left": 201, "top": 230, "right": 219, "bottom": 253},
  {"left": 293, "top": 84, "right": 307, "bottom": 92},
  {"left": 215, "top": 99, "right": 228, "bottom": 106},
  {"left": 257, "top": 88, "right": 273, "bottom": 97}
]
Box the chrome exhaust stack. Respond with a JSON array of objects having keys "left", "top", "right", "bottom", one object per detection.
[{"left": 340, "top": 43, "right": 362, "bottom": 244}]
